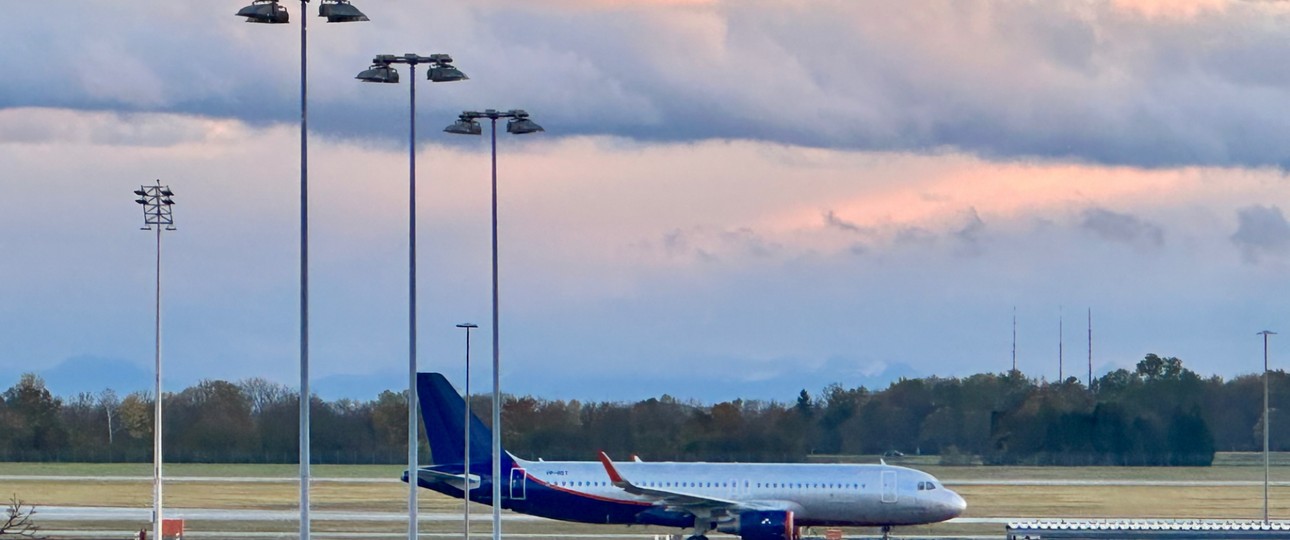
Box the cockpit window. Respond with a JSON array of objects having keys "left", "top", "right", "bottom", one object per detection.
[{"left": 916, "top": 481, "right": 938, "bottom": 491}]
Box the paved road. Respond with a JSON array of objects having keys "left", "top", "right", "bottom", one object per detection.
[
  {"left": 33, "top": 506, "right": 1028, "bottom": 523},
  {"left": 32, "top": 507, "right": 1002, "bottom": 540}
]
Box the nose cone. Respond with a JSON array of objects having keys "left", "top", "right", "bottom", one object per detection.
[{"left": 943, "top": 489, "right": 967, "bottom": 520}]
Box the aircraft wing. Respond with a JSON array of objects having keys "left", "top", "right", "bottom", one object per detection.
[{"left": 597, "top": 451, "right": 739, "bottom": 511}]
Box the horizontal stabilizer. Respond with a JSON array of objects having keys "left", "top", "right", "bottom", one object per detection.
[{"left": 416, "top": 468, "right": 482, "bottom": 491}]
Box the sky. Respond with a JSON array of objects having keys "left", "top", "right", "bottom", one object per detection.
[{"left": 7, "top": 0, "right": 1290, "bottom": 403}]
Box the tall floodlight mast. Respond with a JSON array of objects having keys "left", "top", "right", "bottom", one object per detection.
[
  {"left": 134, "top": 180, "right": 176, "bottom": 540},
  {"left": 232, "top": 2, "right": 369, "bottom": 538}
]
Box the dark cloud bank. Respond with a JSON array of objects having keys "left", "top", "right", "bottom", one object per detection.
[{"left": 8, "top": 2, "right": 1290, "bottom": 168}]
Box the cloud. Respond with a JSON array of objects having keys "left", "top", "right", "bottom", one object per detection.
[
  {"left": 1080, "top": 207, "right": 1166, "bottom": 249},
  {"left": 1231, "top": 205, "right": 1290, "bottom": 264},
  {"left": 12, "top": 109, "right": 1290, "bottom": 398},
  {"left": 954, "top": 207, "right": 988, "bottom": 255},
  {"left": 1110, "top": 0, "right": 1228, "bottom": 20},
  {"left": 9, "top": 1, "right": 1290, "bottom": 169},
  {"left": 822, "top": 209, "right": 861, "bottom": 233}
]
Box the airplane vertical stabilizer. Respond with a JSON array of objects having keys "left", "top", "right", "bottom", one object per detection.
[{"left": 417, "top": 372, "right": 494, "bottom": 467}]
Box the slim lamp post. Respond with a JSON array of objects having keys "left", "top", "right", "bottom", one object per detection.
[
  {"left": 134, "top": 180, "right": 175, "bottom": 540},
  {"left": 357, "top": 53, "right": 467, "bottom": 540},
  {"left": 233, "top": 3, "right": 367, "bottom": 539},
  {"left": 1261, "top": 330, "right": 1277, "bottom": 525},
  {"left": 445, "top": 110, "right": 544, "bottom": 540},
  {"left": 457, "top": 322, "right": 478, "bottom": 540}
]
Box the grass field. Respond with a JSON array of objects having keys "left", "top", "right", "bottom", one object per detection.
[{"left": 7, "top": 453, "right": 1290, "bottom": 538}]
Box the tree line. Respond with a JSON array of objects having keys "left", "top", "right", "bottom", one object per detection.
[{"left": 0, "top": 354, "right": 1284, "bottom": 465}]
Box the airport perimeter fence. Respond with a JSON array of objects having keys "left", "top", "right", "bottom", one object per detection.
[{"left": 0, "top": 448, "right": 411, "bottom": 464}]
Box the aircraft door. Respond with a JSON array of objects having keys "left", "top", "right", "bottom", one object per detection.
[
  {"left": 510, "top": 467, "right": 527, "bottom": 500},
  {"left": 880, "top": 470, "right": 897, "bottom": 503}
]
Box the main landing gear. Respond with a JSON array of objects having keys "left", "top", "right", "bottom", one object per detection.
[{"left": 881, "top": 525, "right": 892, "bottom": 540}]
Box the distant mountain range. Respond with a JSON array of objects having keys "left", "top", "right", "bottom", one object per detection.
[{"left": 23, "top": 355, "right": 925, "bottom": 404}]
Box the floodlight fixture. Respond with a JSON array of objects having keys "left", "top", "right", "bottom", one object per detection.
[
  {"left": 358, "top": 53, "right": 468, "bottom": 84},
  {"left": 318, "top": 0, "right": 368, "bottom": 22},
  {"left": 507, "top": 113, "right": 544, "bottom": 135},
  {"left": 356, "top": 63, "right": 399, "bottom": 83},
  {"left": 444, "top": 117, "right": 483, "bottom": 135},
  {"left": 428, "top": 63, "right": 469, "bottom": 83},
  {"left": 236, "top": 0, "right": 289, "bottom": 23}
]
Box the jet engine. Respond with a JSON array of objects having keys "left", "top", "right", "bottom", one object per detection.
[{"left": 718, "top": 510, "right": 797, "bottom": 540}]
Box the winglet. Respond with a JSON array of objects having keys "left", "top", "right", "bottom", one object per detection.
[{"left": 598, "top": 450, "right": 625, "bottom": 484}]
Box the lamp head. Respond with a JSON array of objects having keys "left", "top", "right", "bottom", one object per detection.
[
  {"left": 356, "top": 63, "right": 399, "bottom": 83},
  {"left": 444, "top": 116, "right": 482, "bottom": 136},
  {"left": 236, "top": 0, "right": 289, "bottom": 23},
  {"left": 319, "top": 0, "right": 369, "bottom": 22},
  {"left": 427, "top": 63, "right": 468, "bottom": 83},
  {"left": 506, "top": 111, "right": 544, "bottom": 135}
]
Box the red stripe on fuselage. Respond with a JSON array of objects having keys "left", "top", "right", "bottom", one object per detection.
[{"left": 523, "top": 470, "right": 653, "bottom": 507}]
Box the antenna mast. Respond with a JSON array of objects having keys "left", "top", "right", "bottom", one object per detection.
[
  {"left": 1012, "top": 307, "right": 1017, "bottom": 373},
  {"left": 1059, "top": 306, "right": 1064, "bottom": 382}
]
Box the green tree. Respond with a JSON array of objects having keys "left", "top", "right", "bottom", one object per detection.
[{"left": 3, "top": 374, "right": 66, "bottom": 457}]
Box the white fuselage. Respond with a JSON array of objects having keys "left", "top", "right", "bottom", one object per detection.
[{"left": 508, "top": 457, "right": 965, "bottom": 527}]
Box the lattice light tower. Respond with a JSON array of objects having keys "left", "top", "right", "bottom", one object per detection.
[{"left": 133, "top": 180, "right": 175, "bottom": 540}]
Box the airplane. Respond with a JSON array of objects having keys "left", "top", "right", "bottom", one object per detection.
[{"left": 405, "top": 372, "right": 966, "bottom": 540}]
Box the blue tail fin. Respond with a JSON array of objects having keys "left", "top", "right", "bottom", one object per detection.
[{"left": 418, "top": 372, "right": 495, "bottom": 467}]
